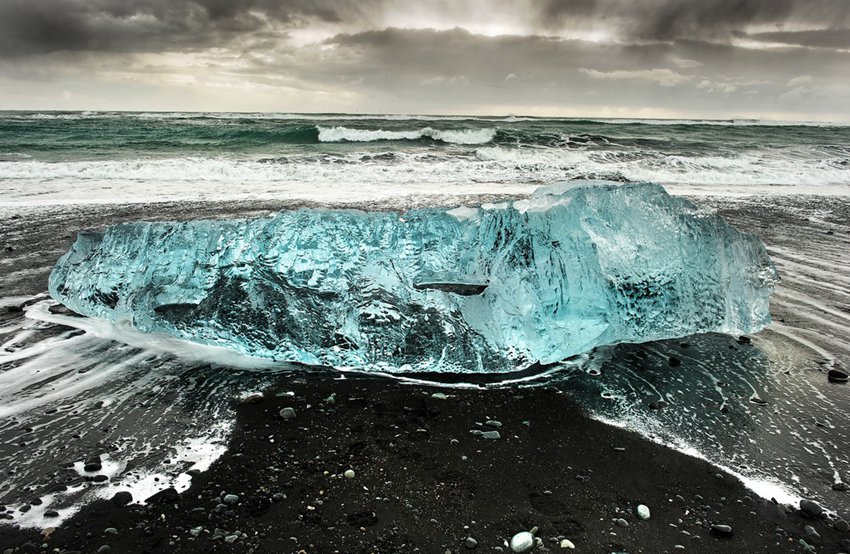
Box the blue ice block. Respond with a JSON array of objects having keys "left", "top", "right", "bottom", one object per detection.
[{"left": 49, "top": 182, "right": 778, "bottom": 373}]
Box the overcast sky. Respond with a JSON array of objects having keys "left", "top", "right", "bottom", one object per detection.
[{"left": 0, "top": 0, "right": 848, "bottom": 120}]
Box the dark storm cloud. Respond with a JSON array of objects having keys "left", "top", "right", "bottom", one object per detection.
[
  {"left": 0, "top": 0, "right": 847, "bottom": 118},
  {"left": 3, "top": 0, "right": 849, "bottom": 59},
  {"left": 0, "top": 0, "right": 384, "bottom": 57},
  {"left": 537, "top": 0, "right": 850, "bottom": 40}
]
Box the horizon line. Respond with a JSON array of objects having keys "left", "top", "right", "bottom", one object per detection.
[{"left": 1, "top": 109, "right": 848, "bottom": 125}]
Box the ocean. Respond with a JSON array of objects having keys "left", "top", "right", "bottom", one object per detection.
[{"left": 1, "top": 111, "right": 849, "bottom": 206}]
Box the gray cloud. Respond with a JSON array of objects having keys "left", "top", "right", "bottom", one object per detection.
[
  {"left": 537, "top": 0, "right": 850, "bottom": 40},
  {"left": 745, "top": 28, "right": 850, "bottom": 49},
  {"left": 0, "top": 0, "right": 384, "bottom": 57}
]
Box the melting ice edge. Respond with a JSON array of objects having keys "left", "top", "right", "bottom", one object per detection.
[{"left": 49, "top": 181, "right": 778, "bottom": 373}]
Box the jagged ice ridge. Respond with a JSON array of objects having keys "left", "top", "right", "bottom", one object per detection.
[{"left": 48, "top": 182, "right": 778, "bottom": 373}]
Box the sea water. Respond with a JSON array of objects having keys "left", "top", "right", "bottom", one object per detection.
[{"left": 1, "top": 111, "right": 849, "bottom": 206}]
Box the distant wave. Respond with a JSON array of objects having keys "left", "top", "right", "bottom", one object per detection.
[
  {"left": 318, "top": 126, "right": 496, "bottom": 144},
  {"left": 317, "top": 125, "right": 497, "bottom": 144}
]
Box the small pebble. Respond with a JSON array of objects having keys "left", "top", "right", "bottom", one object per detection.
[
  {"left": 615, "top": 518, "right": 629, "bottom": 528},
  {"left": 344, "top": 469, "right": 355, "bottom": 479},
  {"left": 828, "top": 369, "right": 849, "bottom": 383},
  {"left": 470, "top": 429, "right": 501, "bottom": 440},
  {"left": 559, "top": 538, "right": 575, "bottom": 548},
  {"left": 711, "top": 524, "right": 733, "bottom": 537},
  {"left": 637, "top": 504, "right": 651, "bottom": 520},
  {"left": 464, "top": 537, "right": 478, "bottom": 549},
  {"left": 222, "top": 494, "right": 239, "bottom": 504},
  {"left": 279, "top": 407, "right": 296, "bottom": 420}
]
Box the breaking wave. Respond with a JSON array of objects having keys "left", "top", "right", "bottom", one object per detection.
[{"left": 317, "top": 125, "right": 497, "bottom": 145}]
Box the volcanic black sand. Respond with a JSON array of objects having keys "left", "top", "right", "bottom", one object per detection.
[
  {"left": 1, "top": 194, "right": 849, "bottom": 553},
  {"left": 2, "top": 374, "right": 849, "bottom": 554}
]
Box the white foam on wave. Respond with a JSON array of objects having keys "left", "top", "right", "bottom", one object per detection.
[
  {"left": 593, "top": 414, "right": 803, "bottom": 507},
  {"left": 0, "top": 146, "right": 848, "bottom": 207},
  {"left": 317, "top": 125, "right": 497, "bottom": 144},
  {"left": 24, "top": 301, "right": 277, "bottom": 372},
  {"left": 475, "top": 146, "right": 850, "bottom": 188}
]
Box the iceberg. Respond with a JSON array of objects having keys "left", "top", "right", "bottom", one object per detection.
[{"left": 48, "top": 182, "right": 778, "bottom": 373}]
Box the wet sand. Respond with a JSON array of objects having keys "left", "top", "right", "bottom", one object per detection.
[
  {"left": 3, "top": 374, "right": 850, "bottom": 553},
  {"left": 1, "top": 193, "right": 849, "bottom": 552}
]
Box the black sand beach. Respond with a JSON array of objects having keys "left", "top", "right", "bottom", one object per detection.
[
  {"left": 1, "top": 194, "right": 849, "bottom": 553},
  {"left": 3, "top": 374, "right": 850, "bottom": 554}
]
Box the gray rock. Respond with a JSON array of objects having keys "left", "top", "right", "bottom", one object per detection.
[
  {"left": 224, "top": 534, "right": 238, "bottom": 543},
  {"left": 241, "top": 392, "right": 264, "bottom": 404},
  {"left": 222, "top": 494, "right": 239, "bottom": 504},
  {"left": 324, "top": 393, "right": 336, "bottom": 405},
  {"left": 485, "top": 420, "right": 502, "bottom": 428},
  {"left": 279, "top": 407, "right": 296, "bottom": 420},
  {"left": 637, "top": 504, "right": 650, "bottom": 520},
  {"left": 104, "top": 527, "right": 118, "bottom": 535},
  {"left": 615, "top": 518, "right": 629, "bottom": 528},
  {"left": 805, "top": 525, "right": 821, "bottom": 538},
  {"left": 835, "top": 519, "right": 849, "bottom": 532},
  {"left": 189, "top": 526, "right": 203, "bottom": 537},
  {"left": 711, "top": 524, "right": 733, "bottom": 537},
  {"left": 469, "top": 429, "right": 500, "bottom": 439},
  {"left": 464, "top": 537, "right": 478, "bottom": 549},
  {"left": 97, "top": 547, "right": 111, "bottom": 553},
  {"left": 800, "top": 499, "right": 824, "bottom": 518}
]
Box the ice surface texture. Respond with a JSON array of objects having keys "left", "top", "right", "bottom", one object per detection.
[{"left": 49, "top": 182, "right": 778, "bottom": 373}]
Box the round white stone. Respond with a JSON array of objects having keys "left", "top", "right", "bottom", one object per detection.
[
  {"left": 637, "top": 504, "right": 651, "bottom": 520},
  {"left": 510, "top": 531, "right": 534, "bottom": 552},
  {"left": 344, "top": 469, "right": 355, "bottom": 479},
  {"left": 560, "top": 539, "right": 575, "bottom": 549}
]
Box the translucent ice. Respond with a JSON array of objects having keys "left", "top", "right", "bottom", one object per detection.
[{"left": 48, "top": 182, "right": 778, "bottom": 373}]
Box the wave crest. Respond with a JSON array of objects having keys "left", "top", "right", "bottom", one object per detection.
[{"left": 317, "top": 126, "right": 496, "bottom": 145}]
